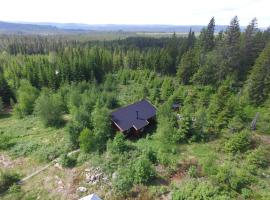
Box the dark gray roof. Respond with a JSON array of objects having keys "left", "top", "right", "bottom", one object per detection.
[{"left": 111, "top": 99, "right": 156, "bottom": 131}]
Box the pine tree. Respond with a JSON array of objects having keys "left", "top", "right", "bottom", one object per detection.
[
  {"left": 247, "top": 42, "right": 270, "bottom": 105},
  {"left": 0, "top": 71, "right": 13, "bottom": 104},
  {"left": 241, "top": 18, "right": 262, "bottom": 80},
  {"left": 177, "top": 47, "right": 200, "bottom": 84},
  {"left": 220, "top": 16, "right": 241, "bottom": 81},
  {"left": 200, "top": 17, "right": 215, "bottom": 52}
]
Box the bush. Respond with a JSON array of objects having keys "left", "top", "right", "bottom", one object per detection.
[
  {"left": 245, "top": 146, "right": 269, "bottom": 173},
  {"left": 0, "top": 171, "right": 20, "bottom": 194},
  {"left": 133, "top": 156, "right": 155, "bottom": 184},
  {"left": 143, "top": 147, "right": 157, "bottom": 164},
  {"left": 14, "top": 80, "right": 39, "bottom": 118},
  {"left": 59, "top": 154, "right": 76, "bottom": 168},
  {"left": 224, "top": 131, "right": 251, "bottom": 154},
  {"left": 187, "top": 165, "right": 198, "bottom": 178},
  {"left": 0, "top": 97, "right": 3, "bottom": 114},
  {"left": 10, "top": 142, "right": 39, "bottom": 157},
  {"left": 0, "top": 135, "right": 14, "bottom": 150},
  {"left": 34, "top": 89, "right": 64, "bottom": 127},
  {"left": 35, "top": 146, "right": 63, "bottom": 162},
  {"left": 79, "top": 128, "right": 96, "bottom": 153},
  {"left": 215, "top": 162, "right": 252, "bottom": 192},
  {"left": 67, "top": 121, "right": 84, "bottom": 148},
  {"left": 113, "top": 167, "right": 134, "bottom": 195},
  {"left": 107, "top": 133, "right": 128, "bottom": 154},
  {"left": 172, "top": 179, "right": 230, "bottom": 200}
]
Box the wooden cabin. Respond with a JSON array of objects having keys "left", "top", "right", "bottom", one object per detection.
[{"left": 111, "top": 99, "right": 156, "bottom": 135}]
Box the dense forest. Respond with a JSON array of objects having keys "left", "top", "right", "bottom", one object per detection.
[{"left": 0, "top": 16, "right": 270, "bottom": 200}]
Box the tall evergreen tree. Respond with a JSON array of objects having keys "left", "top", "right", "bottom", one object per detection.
[
  {"left": 200, "top": 17, "right": 215, "bottom": 52},
  {"left": 0, "top": 70, "right": 13, "bottom": 104},
  {"left": 241, "top": 18, "right": 262, "bottom": 80},
  {"left": 177, "top": 47, "right": 200, "bottom": 84},
  {"left": 246, "top": 42, "right": 270, "bottom": 105},
  {"left": 218, "top": 16, "right": 241, "bottom": 81}
]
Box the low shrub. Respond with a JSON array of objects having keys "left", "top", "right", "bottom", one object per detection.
[
  {"left": 113, "top": 167, "right": 134, "bottom": 196},
  {"left": 34, "top": 89, "right": 64, "bottom": 127},
  {"left": 224, "top": 131, "right": 251, "bottom": 154},
  {"left": 10, "top": 142, "right": 39, "bottom": 157},
  {"left": 172, "top": 179, "right": 230, "bottom": 200},
  {"left": 133, "top": 156, "right": 156, "bottom": 184},
  {"left": 0, "top": 171, "right": 20, "bottom": 194},
  {"left": 59, "top": 154, "right": 76, "bottom": 168},
  {"left": 245, "top": 146, "right": 269, "bottom": 174},
  {"left": 0, "top": 135, "right": 14, "bottom": 150},
  {"left": 0, "top": 97, "right": 3, "bottom": 114},
  {"left": 187, "top": 165, "right": 198, "bottom": 178},
  {"left": 107, "top": 133, "right": 129, "bottom": 154},
  {"left": 35, "top": 146, "right": 64, "bottom": 162},
  {"left": 214, "top": 162, "right": 253, "bottom": 193}
]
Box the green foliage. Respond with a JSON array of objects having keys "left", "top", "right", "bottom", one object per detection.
[
  {"left": 175, "top": 115, "right": 193, "bottom": 142},
  {"left": 133, "top": 156, "right": 155, "bottom": 184},
  {"left": 245, "top": 146, "right": 269, "bottom": 173},
  {"left": 215, "top": 162, "right": 253, "bottom": 193},
  {"left": 14, "top": 80, "right": 39, "bottom": 118},
  {"left": 0, "top": 171, "right": 20, "bottom": 194},
  {"left": 59, "top": 154, "right": 76, "bottom": 168},
  {"left": 177, "top": 48, "right": 200, "bottom": 84},
  {"left": 35, "top": 145, "right": 65, "bottom": 162},
  {"left": 0, "top": 135, "right": 14, "bottom": 150},
  {"left": 113, "top": 167, "right": 134, "bottom": 195},
  {"left": 91, "top": 106, "right": 113, "bottom": 152},
  {"left": 160, "top": 77, "right": 173, "bottom": 101},
  {"left": 0, "top": 97, "right": 3, "bottom": 114},
  {"left": 224, "top": 131, "right": 251, "bottom": 154},
  {"left": 34, "top": 89, "right": 64, "bottom": 127},
  {"left": 187, "top": 165, "right": 198, "bottom": 178},
  {"left": 247, "top": 42, "right": 270, "bottom": 105},
  {"left": 199, "top": 17, "right": 215, "bottom": 52},
  {"left": 67, "top": 121, "right": 84, "bottom": 148},
  {"left": 0, "top": 72, "right": 13, "bottom": 104},
  {"left": 10, "top": 142, "right": 39, "bottom": 157},
  {"left": 79, "top": 128, "right": 96, "bottom": 153},
  {"left": 172, "top": 179, "right": 230, "bottom": 200},
  {"left": 107, "top": 133, "right": 128, "bottom": 154}
]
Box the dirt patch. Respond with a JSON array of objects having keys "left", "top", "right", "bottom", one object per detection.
[
  {"left": 254, "top": 134, "right": 270, "bottom": 145},
  {"left": 170, "top": 158, "right": 202, "bottom": 183},
  {"left": 0, "top": 153, "right": 25, "bottom": 169},
  {"left": 41, "top": 167, "right": 79, "bottom": 200}
]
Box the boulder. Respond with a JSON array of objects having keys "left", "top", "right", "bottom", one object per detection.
[{"left": 77, "top": 186, "right": 88, "bottom": 193}]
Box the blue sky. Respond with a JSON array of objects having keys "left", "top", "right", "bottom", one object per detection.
[{"left": 0, "top": 0, "right": 269, "bottom": 27}]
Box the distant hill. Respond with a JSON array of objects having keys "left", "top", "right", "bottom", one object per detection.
[
  {"left": 0, "top": 21, "right": 248, "bottom": 35},
  {"left": 35, "top": 22, "right": 230, "bottom": 33},
  {"left": 0, "top": 21, "right": 91, "bottom": 35}
]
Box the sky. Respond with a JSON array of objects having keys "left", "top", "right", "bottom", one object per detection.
[{"left": 0, "top": 0, "right": 269, "bottom": 27}]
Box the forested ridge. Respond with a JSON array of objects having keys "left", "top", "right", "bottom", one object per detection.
[{"left": 0, "top": 16, "right": 270, "bottom": 200}]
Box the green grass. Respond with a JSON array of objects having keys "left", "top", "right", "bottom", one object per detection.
[{"left": 0, "top": 115, "right": 70, "bottom": 159}]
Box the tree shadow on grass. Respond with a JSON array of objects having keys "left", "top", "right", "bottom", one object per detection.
[{"left": 0, "top": 113, "right": 12, "bottom": 119}]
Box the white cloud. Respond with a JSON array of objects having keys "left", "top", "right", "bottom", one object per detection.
[{"left": 0, "top": 0, "right": 269, "bottom": 27}]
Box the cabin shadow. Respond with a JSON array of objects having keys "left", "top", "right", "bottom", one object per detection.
[{"left": 125, "top": 122, "right": 157, "bottom": 141}]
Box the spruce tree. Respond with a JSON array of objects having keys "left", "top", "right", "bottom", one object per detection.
[
  {"left": 220, "top": 16, "right": 241, "bottom": 81},
  {"left": 247, "top": 43, "right": 270, "bottom": 105},
  {"left": 241, "top": 18, "right": 262, "bottom": 80},
  {"left": 200, "top": 17, "right": 215, "bottom": 52}
]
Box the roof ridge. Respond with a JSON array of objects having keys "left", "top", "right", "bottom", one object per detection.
[{"left": 111, "top": 99, "right": 151, "bottom": 114}]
